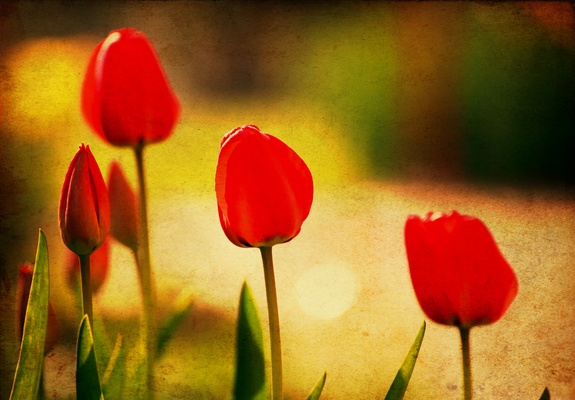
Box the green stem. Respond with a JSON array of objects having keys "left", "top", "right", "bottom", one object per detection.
[
  {"left": 459, "top": 327, "right": 472, "bottom": 400},
  {"left": 259, "top": 246, "right": 282, "bottom": 400},
  {"left": 134, "top": 144, "right": 156, "bottom": 398},
  {"left": 78, "top": 254, "right": 94, "bottom": 328}
]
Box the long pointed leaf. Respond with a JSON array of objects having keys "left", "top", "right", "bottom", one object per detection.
[
  {"left": 157, "top": 292, "right": 194, "bottom": 359},
  {"left": 102, "top": 333, "right": 126, "bottom": 398},
  {"left": 124, "top": 336, "right": 149, "bottom": 400},
  {"left": 234, "top": 282, "right": 266, "bottom": 400},
  {"left": 539, "top": 387, "right": 550, "bottom": 400},
  {"left": 306, "top": 372, "right": 327, "bottom": 400},
  {"left": 10, "top": 229, "right": 50, "bottom": 400},
  {"left": 385, "top": 321, "right": 426, "bottom": 400},
  {"left": 77, "top": 315, "right": 104, "bottom": 400}
]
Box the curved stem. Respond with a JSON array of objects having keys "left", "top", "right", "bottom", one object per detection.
[
  {"left": 459, "top": 327, "right": 472, "bottom": 400},
  {"left": 78, "top": 254, "right": 93, "bottom": 328},
  {"left": 134, "top": 144, "right": 156, "bottom": 398},
  {"left": 259, "top": 246, "right": 282, "bottom": 400}
]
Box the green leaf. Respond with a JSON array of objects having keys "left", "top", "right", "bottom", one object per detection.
[
  {"left": 306, "top": 372, "right": 327, "bottom": 400},
  {"left": 157, "top": 291, "right": 194, "bottom": 359},
  {"left": 10, "top": 229, "right": 50, "bottom": 400},
  {"left": 77, "top": 315, "right": 104, "bottom": 400},
  {"left": 93, "top": 316, "right": 113, "bottom": 372},
  {"left": 233, "top": 282, "right": 266, "bottom": 400},
  {"left": 102, "top": 334, "right": 126, "bottom": 399},
  {"left": 539, "top": 387, "right": 550, "bottom": 400},
  {"left": 384, "top": 321, "right": 426, "bottom": 400},
  {"left": 124, "top": 335, "right": 150, "bottom": 400}
]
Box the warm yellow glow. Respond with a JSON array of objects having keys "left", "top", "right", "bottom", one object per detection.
[
  {"left": 295, "top": 263, "right": 357, "bottom": 320},
  {"left": 2, "top": 37, "right": 92, "bottom": 137}
]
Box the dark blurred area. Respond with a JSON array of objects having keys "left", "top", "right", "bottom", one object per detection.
[
  {"left": 1, "top": 1, "right": 574, "bottom": 398},
  {"left": 1, "top": 2, "right": 574, "bottom": 183}
]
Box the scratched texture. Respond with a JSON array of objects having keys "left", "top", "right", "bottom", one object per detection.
[{"left": 1, "top": 2, "right": 574, "bottom": 399}]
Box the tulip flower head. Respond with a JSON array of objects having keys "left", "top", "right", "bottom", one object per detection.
[
  {"left": 216, "top": 125, "right": 313, "bottom": 248},
  {"left": 59, "top": 144, "right": 110, "bottom": 256},
  {"left": 82, "top": 28, "right": 180, "bottom": 147},
  {"left": 405, "top": 211, "right": 518, "bottom": 329},
  {"left": 16, "top": 263, "right": 59, "bottom": 354},
  {"left": 107, "top": 161, "right": 139, "bottom": 251},
  {"left": 67, "top": 239, "right": 110, "bottom": 294}
]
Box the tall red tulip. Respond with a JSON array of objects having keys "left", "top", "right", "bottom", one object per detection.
[
  {"left": 59, "top": 144, "right": 110, "bottom": 256},
  {"left": 82, "top": 28, "right": 180, "bottom": 147},
  {"left": 405, "top": 211, "right": 518, "bottom": 328},
  {"left": 215, "top": 124, "right": 314, "bottom": 248},
  {"left": 107, "top": 161, "right": 139, "bottom": 251}
]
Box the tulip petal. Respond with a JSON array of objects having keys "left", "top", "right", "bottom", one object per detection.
[
  {"left": 450, "top": 217, "right": 518, "bottom": 326},
  {"left": 405, "top": 215, "right": 457, "bottom": 325},
  {"left": 86, "top": 145, "right": 110, "bottom": 245}
]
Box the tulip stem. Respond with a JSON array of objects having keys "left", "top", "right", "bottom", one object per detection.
[
  {"left": 459, "top": 327, "right": 472, "bottom": 400},
  {"left": 78, "top": 254, "right": 94, "bottom": 329},
  {"left": 260, "top": 246, "right": 283, "bottom": 400},
  {"left": 134, "top": 144, "right": 156, "bottom": 398}
]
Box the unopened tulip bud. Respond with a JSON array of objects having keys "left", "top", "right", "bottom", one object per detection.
[
  {"left": 108, "top": 161, "right": 139, "bottom": 251},
  {"left": 59, "top": 144, "right": 110, "bottom": 256}
]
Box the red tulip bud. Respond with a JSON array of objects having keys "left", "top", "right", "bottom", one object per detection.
[
  {"left": 67, "top": 239, "right": 110, "bottom": 294},
  {"left": 107, "top": 161, "right": 139, "bottom": 251},
  {"left": 16, "top": 263, "right": 59, "bottom": 354},
  {"left": 59, "top": 144, "right": 110, "bottom": 256},
  {"left": 82, "top": 28, "right": 180, "bottom": 147},
  {"left": 215, "top": 125, "right": 314, "bottom": 248},
  {"left": 405, "top": 211, "right": 518, "bottom": 328}
]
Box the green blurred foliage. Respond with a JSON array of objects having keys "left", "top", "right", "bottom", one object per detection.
[{"left": 462, "top": 8, "right": 575, "bottom": 186}]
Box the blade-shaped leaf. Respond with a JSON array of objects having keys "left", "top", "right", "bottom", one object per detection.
[
  {"left": 306, "top": 372, "right": 327, "bottom": 400},
  {"left": 539, "top": 387, "right": 550, "bottom": 400},
  {"left": 102, "top": 333, "right": 126, "bottom": 399},
  {"left": 77, "top": 315, "right": 104, "bottom": 400},
  {"left": 157, "top": 291, "right": 194, "bottom": 359},
  {"left": 234, "top": 282, "right": 266, "bottom": 400},
  {"left": 124, "top": 334, "right": 150, "bottom": 400},
  {"left": 10, "top": 229, "right": 50, "bottom": 400},
  {"left": 93, "top": 315, "right": 113, "bottom": 372},
  {"left": 385, "top": 321, "right": 426, "bottom": 400}
]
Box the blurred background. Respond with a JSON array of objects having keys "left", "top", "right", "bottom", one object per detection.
[{"left": 1, "top": 1, "right": 574, "bottom": 399}]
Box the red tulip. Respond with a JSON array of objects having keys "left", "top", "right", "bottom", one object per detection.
[
  {"left": 82, "top": 28, "right": 180, "bottom": 147},
  {"left": 215, "top": 125, "right": 313, "bottom": 248},
  {"left": 16, "top": 263, "right": 59, "bottom": 354},
  {"left": 107, "top": 161, "right": 139, "bottom": 251},
  {"left": 67, "top": 239, "right": 110, "bottom": 294},
  {"left": 59, "top": 144, "right": 110, "bottom": 256},
  {"left": 405, "top": 211, "right": 518, "bottom": 328}
]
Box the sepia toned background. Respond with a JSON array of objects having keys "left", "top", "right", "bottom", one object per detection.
[{"left": 1, "top": 2, "right": 574, "bottom": 399}]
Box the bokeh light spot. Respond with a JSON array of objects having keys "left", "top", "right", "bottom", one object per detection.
[{"left": 295, "top": 263, "right": 357, "bottom": 320}]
